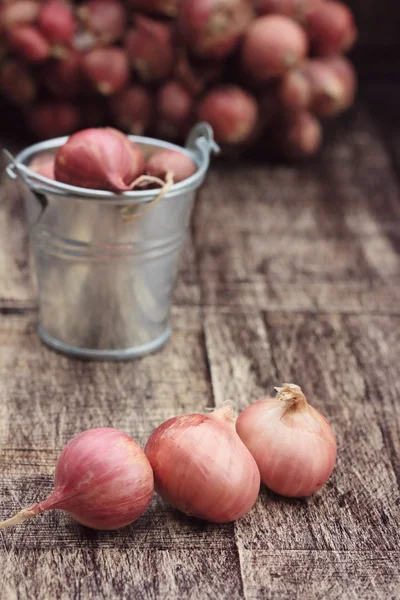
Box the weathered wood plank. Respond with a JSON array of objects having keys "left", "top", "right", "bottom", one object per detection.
[
  {"left": 200, "top": 278, "right": 400, "bottom": 314},
  {"left": 240, "top": 550, "right": 400, "bottom": 600},
  {"left": 202, "top": 307, "right": 400, "bottom": 596},
  {"left": 1, "top": 98, "right": 400, "bottom": 599},
  {"left": 0, "top": 311, "right": 247, "bottom": 598},
  {"left": 0, "top": 309, "right": 212, "bottom": 450},
  {"left": 193, "top": 107, "right": 400, "bottom": 314},
  {"left": 0, "top": 547, "right": 243, "bottom": 600}
]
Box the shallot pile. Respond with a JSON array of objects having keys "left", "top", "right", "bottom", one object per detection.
[
  {"left": 0, "top": 384, "right": 337, "bottom": 531},
  {"left": 29, "top": 125, "right": 197, "bottom": 190},
  {"left": 0, "top": 0, "right": 357, "bottom": 158}
]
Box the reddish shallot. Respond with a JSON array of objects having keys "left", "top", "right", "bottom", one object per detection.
[
  {"left": 156, "top": 80, "right": 193, "bottom": 141},
  {"left": 1, "top": 1, "right": 41, "bottom": 30},
  {"left": 236, "top": 384, "right": 337, "bottom": 497},
  {"left": 177, "top": 0, "right": 254, "bottom": 59},
  {"left": 240, "top": 15, "right": 308, "bottom": 81},
  {"left": 41, "top": 50, "right": 83, "bottom": 98},
  {"left": 146, "top": 149, "right": 196, "bottom": 183},
  {"left": 145, "top": 405, "right": 260, "bottom": 522},
  {"left": 54, "top": 127, "right": 145, "bottom": 192},
  {"left": 0, "top": 428, "right": 154, "bottom": 531},
  {"left": 78, "top": 0, "right": 126, "bottom": 46},
  {"left": 278, "top": 68, "right": 311, "bottom": 112},
  {"left": 7, "top": 26, "right": 51, "bottom": 63},
  {"left": 321, "top": 55, "right": 357, "bottom": 113},
  {"left": 306, "top": 1, "right": 357, "bottom": 56},
  {"left": 82, "top": 47, "right": 129, "bottom": 95},
  {"left": 29, "top": 152, "right": 56, "bottom": 179},
  {"left": 300, "top": 59, "right": 345, "bottom": 117},
  {"left": 125, "top": 17, "right": 174, "bottom": 82},
  {"left": 196, "top": 85, "right": 258, "bottom": 145},
  {"left": 38, "top": 0, "right": 76, "bottom": 46},
  {"left": 110, "top": 85, "right": 154, "bottom": 135}
]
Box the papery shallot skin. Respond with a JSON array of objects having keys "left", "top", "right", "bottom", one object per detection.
[
  {"left": 0, "top": 428, "right": 155, "bottom": 531},
  {"left": 145, "top": 411, "right": 260, "bottom": 522},
  {"left": 29, "top": 152, "right": 56, "bottom": 179},
  {"left": 48, "top": 428, "right": 154, "bottom": 530},
  {"left": 177, "top": 0, "right": 254, "bottom": 59},
  {"left": 236, "top": 387, "right": 337, "bottom": 497},
  {"left": 125, "top": 17, "right": 174, "bottom": 82},
  {"left": 196, "top": 85, "right": 258, "bottom": 145},
  {"left": 146, "top": 149, "right": 197, "bottom": 182},
  {"left": 54, "top": 127, "right": 145, "bottom": 192}
]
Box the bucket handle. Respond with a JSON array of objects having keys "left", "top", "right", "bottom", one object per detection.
[{"left": 185, "top": 122, "right": 220, "bottom": 160}]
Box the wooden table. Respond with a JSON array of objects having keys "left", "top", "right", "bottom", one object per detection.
[{"left": 1, "top": 95, "right": 399, "bottom": 599}]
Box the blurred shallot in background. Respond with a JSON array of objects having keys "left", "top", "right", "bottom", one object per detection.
[{"left": 0, "top": 0, "right": 358, "bottom": 159}]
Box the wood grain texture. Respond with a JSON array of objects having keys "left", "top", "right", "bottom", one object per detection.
[
  {"left": 240, "top": 550, "right": 400, "bottom": 600},
  {"left": 194, "top": 108, "right": 400, "bottom": 315},
  {"left": 1, "top": 100, "right": 400, "bottom": 599}
]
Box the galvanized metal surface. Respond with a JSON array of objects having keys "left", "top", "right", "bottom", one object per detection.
[{"left": 5, "top": 123, "right": 218, "bottom": 360}]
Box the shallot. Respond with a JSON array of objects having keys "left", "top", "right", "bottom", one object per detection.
[
  {"left": 278, "top": 111, "right": 322, "bottom": 158},
  {"left": 174, "top": 48, "right": 223, "bottom": 95},
  {"left": 236, "top": 384, "right": 337, "bottom": 497},
  {"left": 29, "top": 152, "right": 56, "bottom": 179},
  {"left": 1, "top": 1, "right": 41, "bottom": 29},
  {"left": 110, "top": 85, "right": 154, "bottom": 135},
  {"left": 156, "top": 80, "right": 193, "bottom": 140},
  {"left": 177, "top": 0, "right": 253, "bottom": 59},
  {"left": 54, "top": 127, "right": 145, "bottom": 191},
  {"left": 145, "top": 405, "right": 260, "bottom": 522},
  {"left": 82, "top": 47, "right": 129, "bottom": 95},
  {"left": 146, "top": 149, "right": 196, "bottom": 182},
  {"left": 125, "top": 17, "right": 174, "bottom": 82},
  {"left": 7, "top": 25, "right": 51, "bottom": 62},
  {"left": 240, "top": 15, "right": 308, "bottom": 81},
  {"left": 322, "top": 55, "right": 357, "bottom": 113},
  {"left": 41, "top": 50, "right": 82, "bottom": 98},
  {"left": 306, "top": 1, "right": 357, "bottom": 56},
  {"left": 278, "top": 69, "right": 311, "bottom": 112},
  {"left": 38, "top": 0, "right": 76, "bottom": 45},
  {"left": 300, "top": 59, "right": 345, "bottom": 117},
  {"left": 78, "top": 0, "right": 126, "bottom": 46},
  {"left": 196, "top": 85, "right": 258, "bottom": 145},
  {"left": 0, "top": 428, "right": 154, "bottom": 530}
]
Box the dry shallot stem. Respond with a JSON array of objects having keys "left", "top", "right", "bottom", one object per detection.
[
  {"left": 0, "top": 508, "right": 38, "bottom": 529},
  {"left": 207, "top": 402, "right": 236, "bottom": 426},
  {"left": 121, "top": 171, "right": 174, "bottom": 222},
  {"left": 274, "top": 383, "right": 307, "bottom": 408}
]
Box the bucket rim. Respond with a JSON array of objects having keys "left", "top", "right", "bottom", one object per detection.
[{"left": 10, "top": 124, "right": 218, "bottom": 204}]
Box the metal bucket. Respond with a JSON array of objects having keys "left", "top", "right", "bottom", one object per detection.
[{"left": 5, "top": 123, "right": 219, "bottom": 360}]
